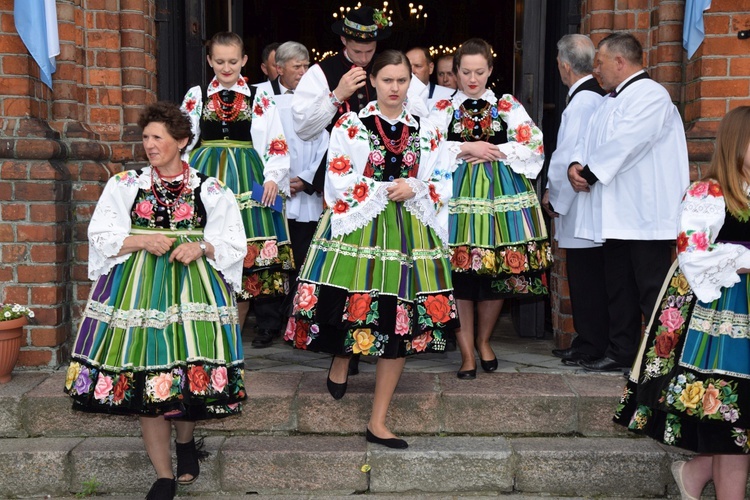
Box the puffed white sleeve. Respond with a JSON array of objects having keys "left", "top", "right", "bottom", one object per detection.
[
  {"left": 251, "top": 90, "right": 291, "bottom": 197},
  {"left": 291, "top": 65, "right": 338, "bottom": 141},
  {"left": 496, "top": 94, "right": 545, "bottom": 179},
  {"left": 677, "top": 180, "right": 750, "bottom": 302},
  {"left": 200, "top": 177, "right": 248, "bottom": 292},
  {"left": 403, "top": 118, "right": 455, "bottom": 246},
  {"left": 326, "top": 112, "right": 389, "bottom": 238},
  {"left": 427, "top": 100, "right": 463, "bottom": 173},
  {"left": 180, "top": 86, "right": 203, "bottom": 157},
  {"left": 87, "top": 170, "right": 140, "bottom": 280}
]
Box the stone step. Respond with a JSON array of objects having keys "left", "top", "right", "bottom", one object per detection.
[
  {"left": 1, "top": 370, "right": 628, "bottom": 438},
  {"left": 0, "top": 435, "right": 693, "bottom": 498}
]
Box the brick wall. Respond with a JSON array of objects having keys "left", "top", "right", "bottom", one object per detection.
[
  {"left": 0, "top": 0, "right": 156, "bottom": 368},
  {"left": 552, "top": 0, "right": 750, "bottom": 347}
]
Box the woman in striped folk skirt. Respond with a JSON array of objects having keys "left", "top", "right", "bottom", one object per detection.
[
  {"left": 436, "top": 39, "right": 550, "bottom": 379},
  {"left": 286, "top": 51, "right": 459, "bottom": 449},
  {"left": 181, "top": 32, "right": 291, "bottom": 347},
  {"left": 64, "top": 102, "right": 247, "bottom": 500}
]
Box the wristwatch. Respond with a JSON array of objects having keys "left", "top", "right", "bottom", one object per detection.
[{"left": 198, "top": 241, "right": 207, "bottom": 256}]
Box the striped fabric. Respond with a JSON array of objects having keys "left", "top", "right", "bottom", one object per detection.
[
  {"left": 65, "top": 228, "right": 246, "bottom": 419},
  {"left": 288, "top": 202, "right": 458, "bottom": 358},
  {"left": 189, "top": 140, "right": 292, "bottom": 300}
]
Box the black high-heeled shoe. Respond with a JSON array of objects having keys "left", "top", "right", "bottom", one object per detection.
[
  {"left": 456, "top": 368, "right": 477, "bottom": 379},
  {"left": 175, "top": 438, "right": 208, "bottom": 485},
  {"left": 326, "top": 356, "right": 348, "bottom": 400},
  {"left": 146, "top": 477, "right": 175, "bottom": 500},
  {"left": 348, "top": 354, "right": 360, "bottom": 376},
  {"left": 365, "top": 427, "right": 408, "bottom": 449},
  {"left": 479, "top": 357, "right": 498, "bottom": 372}
]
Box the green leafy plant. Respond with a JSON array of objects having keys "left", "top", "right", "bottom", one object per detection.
[
  {"left": 76, "top": 477, "right": 101, "bottom": 498},
  {"left": 0, "top": 303, "right": 34, "bottom": 322}
]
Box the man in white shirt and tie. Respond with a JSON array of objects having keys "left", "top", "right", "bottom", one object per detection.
[
  {"left": 567, "top": 33, "right": 689, "bottom": 372},
  {"left": 406, "top": 46, "right": 454, "bottom": 108},
  {"left": 543, "top": 34, "right": 608, "bottom": 367}
]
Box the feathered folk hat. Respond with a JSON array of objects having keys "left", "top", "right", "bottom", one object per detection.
[{"left": 332, "top": 6, "right": 392, "bottom": 41}]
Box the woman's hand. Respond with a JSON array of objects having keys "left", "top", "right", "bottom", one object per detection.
[
  {"left": 458, "top": 141, "right": 505, "bottom": 164},
  {"left": 386, "top": 178, "right": 416, "bottom": 202},
  {"left": 290, "top": 176, "right": 304, "bottom": 196},
  {"left": 169, "top": 240, "right": 212, "bottom": 266},
  {"left": 262, "top": 180, "right": 279, "bottom": 207},
  {"left": 140, "top": 234, "right": 176, "bottom": 256}
]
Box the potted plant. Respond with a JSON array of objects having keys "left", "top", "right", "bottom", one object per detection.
[{"left": 0, "top": 303, "right": 34, "bottom": 383}]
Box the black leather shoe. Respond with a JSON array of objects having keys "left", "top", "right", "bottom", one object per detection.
[
  {"left": 457, "top": 368, "right": 477, "bottom": 379},
  {"left": 251, "top": 329, "right": 276, "bottom": 348},
  {"left": 146, "top": 477, "right": 175, "bottom": 500},
  {"left": 348, "top": 354, "right": 360, "bottom": 376},
  {"left": 479, "top": 357, "right": 498, "bottom": 372},
  {"left": 579, "top": 356, "right": 629, "bottom": 372},
  {"left": 552, "top": 347, "right": 579, "bottom": 359},
  {"left": 175, "top": 438, "right": 208, "bottom": 485},
  {"left": 560, "top": 351, "right": 598, "bottom": 367},
  {"left": 326, "top": 357, "right": 348, "bottom": 400},
  {"left": 366, "top": 427, "right": 408, "bottom": 449}
]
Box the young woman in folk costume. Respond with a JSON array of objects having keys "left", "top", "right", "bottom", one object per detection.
[
  {"left": 614, "top": 107, "right": 750, "bottom": 500},
  {"left": 432, "top": 38, "right": 549, "bottom": 379},
  {"left": 181, "top": 32, "right": 291, "bottom": 347},
  {"left": 286, "top": 51, "right": 462, "bottom": 448}
]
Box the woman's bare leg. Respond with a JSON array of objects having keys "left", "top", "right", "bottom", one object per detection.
[{"left": 367, "top": 357, "right": 406, "bottom": 439}]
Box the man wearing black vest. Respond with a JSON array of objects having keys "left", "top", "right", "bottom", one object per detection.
[{"left": 542, "top": 34, "right": 608, "bottom": 366}]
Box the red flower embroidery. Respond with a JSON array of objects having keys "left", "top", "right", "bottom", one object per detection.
[
  {"left": 112, "top": 374, "right": 129, "bottom": 403},
  {"left": 676, "top": 232, "right": 689, "bottom": 253},
  {"left": 211, "top": 80, "right": 219, "bottom": 88},
  {"left": 363, "top": 163, "right": 375, "bottom": 178},
  {"left": 424, "top": 295, "right": 451, "bottom": 324},
  {"left": 294, "top": 319, "right": 309, "bottom": 349},
  {"left": 184, "top": 99, "right": 197, "bottom": 112},
  {"left": 269, "top": 138, "right": 289, "bottom": 156},
  {"left": 188, "top": 365, "right": 209, "bottom": 393},
  {"left": 261, "top": 96, "right": 271, "bottom": 108},
  {"left": 352, "top": 182, "right": 369, "bottom": 202},
  {"left": 435, "top": 99, "right": 451, "bottom": 110},
  {"left": 346, "top": 293, "right": 372, "bottom": 322},
  {"left": 451, "top": 246, "right": 470, "bottom": 270},
  {"left": 516, "top": 123, "right": 532, "bottom": 143},
  {"left": 429, "top": 184, "right": 440, "bottom": 203},
  {"left": 497, "top": 99, "right": 512, "bottom": 112},
  {"left": 708, "top": 182, "right": 722, "bottom": 197},
  {"left": 328, "top": 156, "right": 352, "bottom": 175},
  {"left": 243, "top": 273, "right": 262, "bottom": 296},
  {"left": 430, "top": 138, "right": 438, "bottom": 151},
  {"left": 253, "top": 104, "right": 264, "bottom": 116},
  {"left": 237, "top": 78, "right": 245, "bottom": 86},
  {"left": 347, "top": 125, "right": 359, "bottom": 139},
  {"left": 244, "top": 244, "right": 260, "bottom": 268},
  {"left": 333, "top": 199, "right": 350, "bottom": 214}
]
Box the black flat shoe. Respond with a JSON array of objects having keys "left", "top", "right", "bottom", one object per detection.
[
  {"left": 175, "top": 437, "right": 208, "bottom": 485},
  {"left": 479, "top": 357, "right": 498, "bottom": 372},
  {"left": 327, "top": 356, "right": 348, "bottom": 400},
  {"left": 146, "top": 477, "right": 175, "bottom": 500},
  {"left": 365, "top": 427, "right": 408, "bottom": 449},
  {"left": 348, "top": 354, "right": 360, "bottom": 376},
  {"left": 456, "top": 368, "right": 477, "bottom": 379}
]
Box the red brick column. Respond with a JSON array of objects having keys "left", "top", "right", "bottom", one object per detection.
[{"left": 0, "top": 0, "right": 156, "bottom": 369}]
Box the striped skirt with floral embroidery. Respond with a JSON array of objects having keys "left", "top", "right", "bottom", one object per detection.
[
  {"left": 189, "top": 140, "right": 293, "bottom": 300},
  {"left": 614, "top": 261, "right": 750, "bottom": 453},
  {"left": 286, "top": 202, "right": 458, "bottom": 359},
  {"left": 449, "top": 159, "right": 551, "bottom": 301},
  {"left": 65, "top": 229, "right": 246, "bottom": 419}
]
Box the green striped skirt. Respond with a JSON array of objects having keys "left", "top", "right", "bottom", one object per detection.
[
  {"left": 189, "top": 140, "right": 293, "bottom": 300},
  {"left": 449, "top": 159, "right": 551, "bottom": 301},
  {"left": 64, "top": 228, "right": 246, "bottom": 419},
  {"left": 286, "top": 202, "right": 458, "bottom": 358}
]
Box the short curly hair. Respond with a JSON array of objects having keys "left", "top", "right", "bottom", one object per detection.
[{"left": 137, "top": 101, "right": 194, "bottom": 145}]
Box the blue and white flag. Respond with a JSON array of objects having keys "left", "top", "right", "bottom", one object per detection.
[
  {"left": 14, "top": 0, "right": 59, "bottom": 89},
  {"left": 683, "top": 0, "right": 712, "bottom": 59}
]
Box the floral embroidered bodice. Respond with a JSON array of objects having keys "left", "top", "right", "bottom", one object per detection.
[
  {"left": 130, "top": 169, "right": 208, "bottom": 230},
  {"left": 447, "top": 98, "right": 506, "bottom": 145},
  {"left": 360, "top": 115, "right": 420, "bottom": 181}
]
